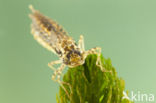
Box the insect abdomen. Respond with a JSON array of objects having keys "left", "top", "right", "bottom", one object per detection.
[{"left": 29, "top": 6, "right": 68, "bottom": 55}]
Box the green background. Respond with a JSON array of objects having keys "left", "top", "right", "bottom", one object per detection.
[{"left": 0, "top": 0, "right": 155, "bottom": 103}]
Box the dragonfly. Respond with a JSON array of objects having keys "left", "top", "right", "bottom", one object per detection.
[{"left": 29, "top": 5, "right": 105, "bottom": 97}]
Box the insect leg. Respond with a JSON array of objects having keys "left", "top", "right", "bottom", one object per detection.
[
  {"left": 49, "top": 61, "right": 71, "bottom": 99},
  {"left": 52, "top": 64, "right": 69, "bottom": 96},
  {"left": 78, "top": 35, "right": 85, "bottom": 51},
  {"left": 48, "top": 60, "right": 62, "bottom": 71},
  {"left": 51, "top": 63, "right": 65, "bottom": 81},
  {"left": 85, "top": 47, "right": 108, "bottom": 72}
]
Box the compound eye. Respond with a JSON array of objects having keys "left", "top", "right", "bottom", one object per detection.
[
  {"left": 66, "top": 51, "right": 72, "bottom": 60},
  {"left": 74, "top": 50, "right": 81, "bottom": 56},
  {"left": 67, "top": 53, "right": 70, "bottom": 59}
]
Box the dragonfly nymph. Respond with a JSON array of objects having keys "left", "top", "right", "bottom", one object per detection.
[{"left": 29, "top": 5, "right": 105, "bottom": 88}]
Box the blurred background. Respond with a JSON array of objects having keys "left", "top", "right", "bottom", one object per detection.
[{"left": 0, "top": 0, "right": 156, "bottom": 103}]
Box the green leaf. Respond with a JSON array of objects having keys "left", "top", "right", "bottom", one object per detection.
[{"left": 57, "top": 54, "right": 133, "bottom": 103}]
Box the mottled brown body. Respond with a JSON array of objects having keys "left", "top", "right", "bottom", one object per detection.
[{"left": 29, "top": 6, "right": 84, "bottom": 67}]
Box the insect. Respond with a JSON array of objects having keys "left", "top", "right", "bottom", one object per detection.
[{"left": 29, "top": 5, "right": 106, "bottom": 96}]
